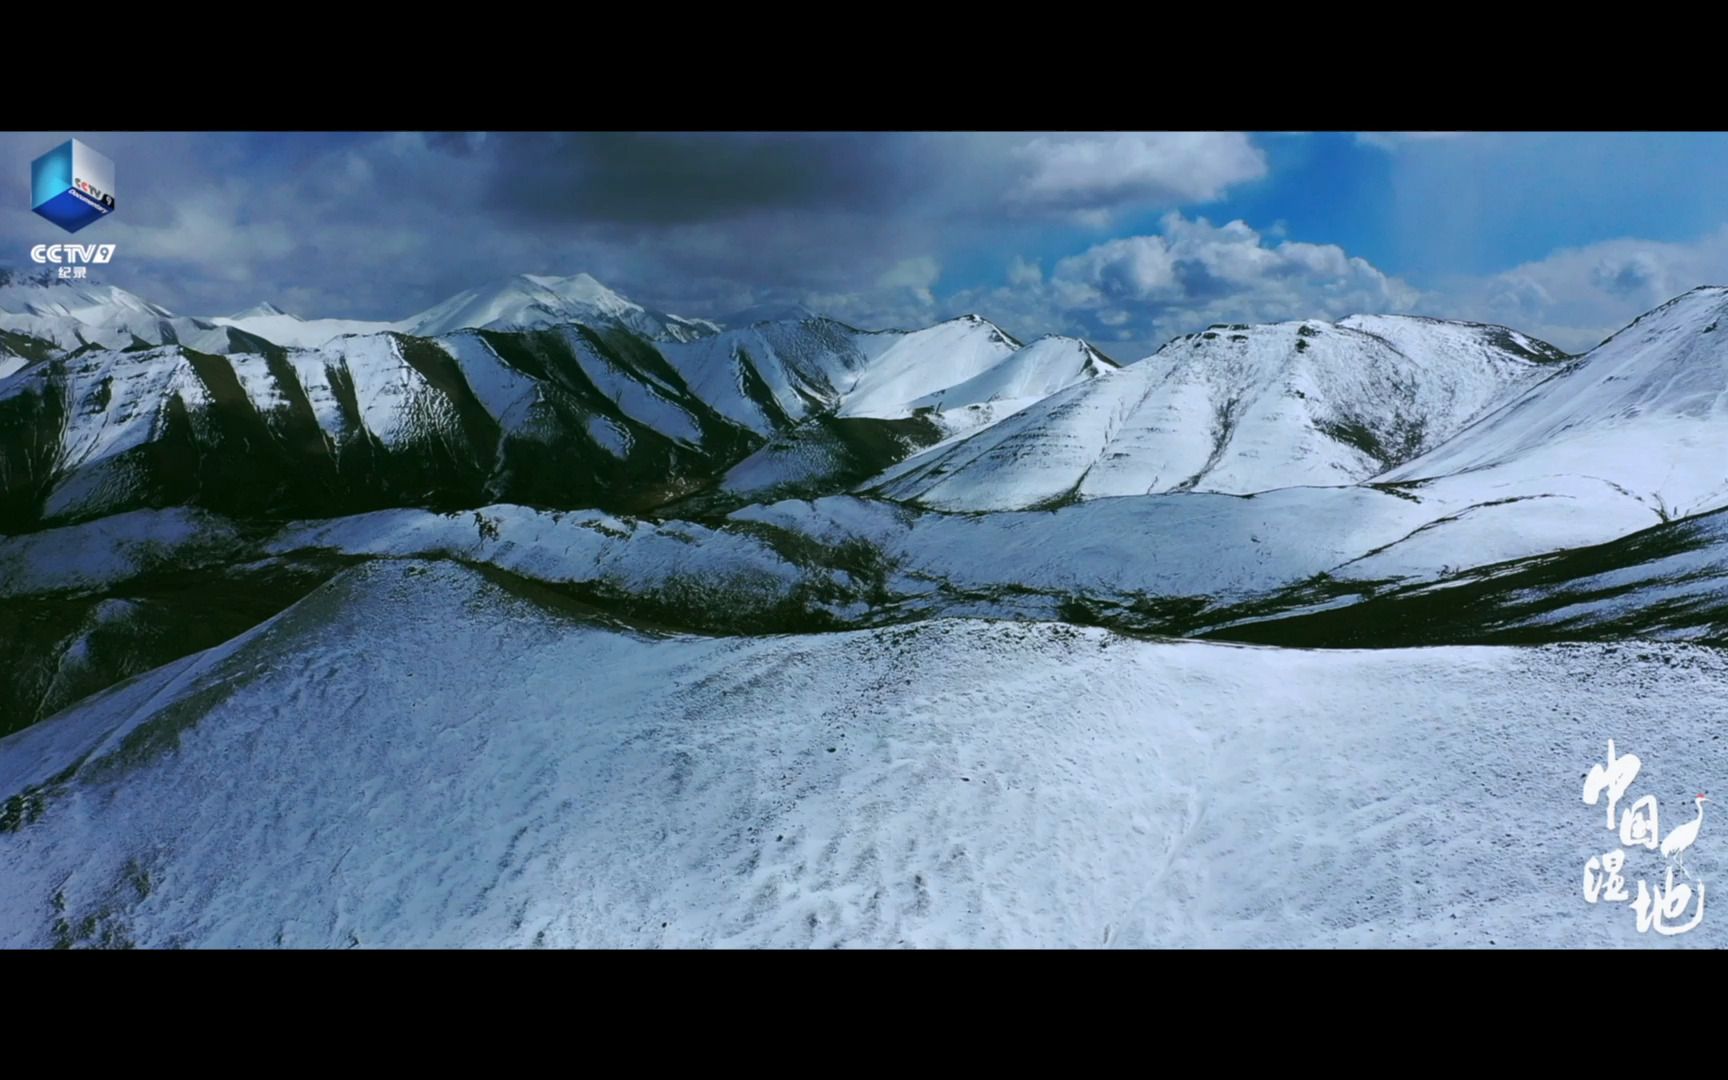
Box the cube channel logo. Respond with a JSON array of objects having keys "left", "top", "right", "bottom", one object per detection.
[{"left": 31, "top": 139, "right": 116, "bottom": 234}]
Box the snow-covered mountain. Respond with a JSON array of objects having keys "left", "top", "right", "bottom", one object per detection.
[
  {"left": 10, "top": 459, "right": 1728, "bottom": 743},
  {"left": 869, "top": 315, "right": 1566, "bottom": 511},
  {"left": 1379, "top": 286, "right": 1728, "bottom": 520},
  {"left": 400, "top": 273, "right": 721, "bottom": 343},
  {"left": 682, "top": 319, "right": 1119, "bottom": 508},
  {"left": 902, "top": 335, "right": 1120, "bottom": 415},
  {"left": 0, "top": 271, "right": 727, "bottom": 356},
  {"left": 0, "top": 325, "right": 765, "bottom": 529},
  {"left": 208, "top": 305, "right": 395, "bottom": 350},
  {"left": 226, "top": 302, "right": 290, "bottom": 320},
  {"left": 0, "top": 270, "right": 1131, "bottom": 528},
  {"left": 3, "top": 282, "right": 1728, "bottom": 951},
  {"left": 0, "top": 337, "right": 34, "bottom": 381},
  {"left": 0, "top": 272, "right": 272, "bottom": 356},
  {"left": 2, "top": 556, "right": 1722, "bottom": 948},
  {"left": 0, "top": 309, "right": 1113, "bottom": 530}
]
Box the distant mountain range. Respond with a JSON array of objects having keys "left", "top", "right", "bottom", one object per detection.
[
  {"left": 4, "top": 270, "right": 1727, "bottom": 949},
  {"left": 0, "top": 269, "right": 725, "bottom": 355},
  {"left": 0, "top": 279, "right": 1121, "bottom": 529}
]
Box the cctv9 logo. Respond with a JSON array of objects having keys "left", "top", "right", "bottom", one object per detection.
[{"left": 31, "top": 244, "right": 117, "bottom": 265}]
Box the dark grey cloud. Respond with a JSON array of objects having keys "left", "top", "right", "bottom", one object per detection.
[
  {"left": 1590, "top": 252, "right": 1664, "bottom": 297},
  {"left": 0, "top": 131, "right": 1271, "bottom": 338},
  {"left": 484, "top": 132, "right": 918, "bottom": 226},
  {"left": 424, "top": 131, "right": 483, "bottom": 158}
]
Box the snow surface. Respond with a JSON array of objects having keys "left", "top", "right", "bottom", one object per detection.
[
  {"left": 656, "top": 315, "right": 1079, "bottom": 442},
  {"left": 2, "top": 558, "right": 1723, "bottom": 948},
  {"left": 839, "top": 316, "right": 1023, "bottom": 419},
  {"left": 306, "top": 335, "right": 432, "bottom": 448},
  {"left": 678, "top": 324, "right": 1113, "bottom": 504},
  {"left": 902, "top": 336, "right": 1117, "bottom": 414},
  {"left": 267, "top": 505, "right": 809, "bottom": 603},
  {"left": 259, "top": 482, "right": 1700, "bottom": 623},
  {"left": 261, "top": 492, "right": 1423, "bottom": 611},
  {"left": 0, "top": 508, "right": 243, "bottom": 598},
  {"left": 431, "top": 333, "right": 542, "bottom": 433},
  {"left": 209, "top": 312, "right": 395, "bottom": 350}
]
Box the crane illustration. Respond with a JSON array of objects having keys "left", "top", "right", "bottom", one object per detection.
[{"left": 1661, "top": 794, "right": 1708, "bottom": 879}]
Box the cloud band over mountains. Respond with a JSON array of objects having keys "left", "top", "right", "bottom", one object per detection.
[{"left": 4, "top": 132, "right": 1728, "bottom": 356}]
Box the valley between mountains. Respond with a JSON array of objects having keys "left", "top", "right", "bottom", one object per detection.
[{"left": 2, "top": 270, "right": 1724, "bottom": 947}]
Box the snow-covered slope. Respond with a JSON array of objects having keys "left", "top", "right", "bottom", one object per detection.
[
  {"left": 7, "top": 476, "right": 1727, "bottom": 737},
  {"left": 0, "top": 275, "right": 169, "bottom": 325},
  {"left": 0, "top": 326, "right": 764, "bottom": 529},
  {"left": 402, "top": 273, "right": 720, "bottom": 343},
  {"left": 1495, "top": 507, "right": 1728, "bottom": 641},
  {"left": 1213, "top": 502, "right": 1728, "bottom": 649},
  {"left": 840, "top": 315, "right": 1025, "bottom": 418},
  {"left": 654, "top": 317, "right": 874, "bottom": 437},
  {"left": 2, "top": 557, "right": 1722, "bottom": 948},
  {"left": 254, "top": 488, "right": 1638, "bottom": 630},
  {"left": 0, "top": 270, "right": 1129, "bottom": 527},
  {"left": 1380, "top": 286, "right": 1728, "bottom": 520},
  {"left": 871, "top": 316, "right": 1563, "bottom": 511},
  {"left": 0, "top": 509, "right": 329, "bottom": 736}
]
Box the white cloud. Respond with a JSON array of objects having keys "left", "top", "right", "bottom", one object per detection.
[
  {"left": 876, "top": 255, "right": 939, "bottom": 290},
  {"left": 1433, "top": 227, "right": 1728, "bottom": 351},
  {"left": 1005, "top": 255, "right": 1042, "bottom": 287},
  {"left": 955, "top": 219, "right": 1728, "bottom": 362},
  {"left": 951, "top": 212, "right": 1417, "bottom": 358},
  {"left": 1004, "top": 133, "right": 1266, "bottom": 221},
  {"left": 1050, "top": 212, "right": 1415, "bottom": 321},
  {"left": 874, "top": 256, "right": 941, "bottom": 306}
]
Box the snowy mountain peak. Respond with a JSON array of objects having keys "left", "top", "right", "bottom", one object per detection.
[
  {"left": 402, "top": 272, "right": 718, "bottom": 344},
  {"left": 0, "top": 275, "right": 244, "bottom": 355},
  {"left": 901, "top": 335, "right": 1119, "bottom": 416},
  {"left": 517, "top": 273, "right": 641, "bottom": 317},
  {"left": 1592, "top": 282, "right": 1728, "bottom": 349},
  {"left": 0, "top": 275, "right": 172, "bottom": 321},
  {"left": 1336, "top": 313, "right": 1571, "bottom": 365},
  {"left": 229, "top": 302, "right": 292, "bottom": 320}
]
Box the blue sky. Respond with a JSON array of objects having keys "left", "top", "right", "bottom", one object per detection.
[{"left": 6, "top": 131, "right": 1728, "bottom": 355}]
